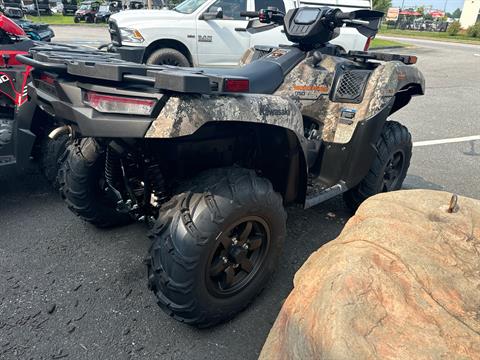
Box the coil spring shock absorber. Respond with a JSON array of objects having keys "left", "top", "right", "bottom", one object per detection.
[
  {"left": 146, "top": 162, "right": 167, "bottom": 210},
  {"left": 105, "top": 146, "right": 124, "bottom": 202}
]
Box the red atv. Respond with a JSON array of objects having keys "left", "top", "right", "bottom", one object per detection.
[{"left": 0, "top": 14, "right": 68, "bottom": 186}]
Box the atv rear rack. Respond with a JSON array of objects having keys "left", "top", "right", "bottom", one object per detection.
[{"left": 16, "top": 45, "right": 239, "bottom": 95}]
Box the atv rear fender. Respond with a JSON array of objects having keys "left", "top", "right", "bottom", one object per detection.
[{"left": 145, "top": 93, "right": 310, "bottom": 204}]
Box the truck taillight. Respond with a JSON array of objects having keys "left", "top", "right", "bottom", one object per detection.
[
  {"left": 84, "top": 91, "right": 156, "bottom": 116},
  {"left": 364, "top": 36, "right": 373, "bottom": 51},
  {"left": 224, "top": 79, "right": 249, "bottom": 93}
]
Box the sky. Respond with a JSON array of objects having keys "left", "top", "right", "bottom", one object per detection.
[{"left": 391, "top": 0, "right": 466, "bottom": 12}]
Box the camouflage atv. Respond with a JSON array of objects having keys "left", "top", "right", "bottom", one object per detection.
[{"left": 19, "top": 7, "right": 424, "bottom": 327}]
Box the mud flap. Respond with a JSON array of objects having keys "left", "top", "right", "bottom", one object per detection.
[{"left": 315, "top": 98, "right": 394, "bottom": 189}]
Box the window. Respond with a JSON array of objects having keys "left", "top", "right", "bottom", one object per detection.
[
  {"left": 207, "top": 0, "right": 247, "bottom": 20},
  {"left": 174, "top": 0, "right": 209, "bottom": 14},
  {"left": 254, "top": 0, "right": 285, "bottom": 13}
]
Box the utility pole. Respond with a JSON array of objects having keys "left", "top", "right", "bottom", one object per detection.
[
  {"left": 443, "top": 0, "right": 448, "bottom": 12},
  {"left": 34, "top": 0, "right": 41, "bottom": 18}
]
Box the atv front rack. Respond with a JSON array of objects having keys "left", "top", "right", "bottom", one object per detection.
[{"left": 346, "top": 51, "right": 417, "bottom": 65}]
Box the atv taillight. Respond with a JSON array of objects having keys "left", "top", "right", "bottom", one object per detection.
[
  {"left": 224, "top": 79, "right": 249, "bottom": 93},
  {"left": 39, "top": 73, "right": 55, "bottom": 85},
  {"left": 84, "top": 91, "right": 156, "bottom": 116}
]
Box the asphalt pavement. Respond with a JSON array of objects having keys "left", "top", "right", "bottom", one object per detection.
[{"left": 0, "top": 31, "right": 479, "bottom": 359}]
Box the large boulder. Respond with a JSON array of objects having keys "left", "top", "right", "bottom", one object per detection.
[{"left": 260, "top": 190, "right": 480, "bottom": 360}]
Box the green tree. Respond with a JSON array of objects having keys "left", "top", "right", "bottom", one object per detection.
[
  {"left": 452, "top": 8, "right": 462, "bottom": 18},
  {"left": 416, "top": 6, "right": 425, "bottom": 15},
  {"left": 372, "top": 0, "right": 392, "bottom": 13},
  {"left": 447, "top": 21, "right": 461, "bottom": 35}
]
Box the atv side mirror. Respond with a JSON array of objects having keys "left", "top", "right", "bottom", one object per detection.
[{"left": 202, "top": 7, "right": 223, "bottom": 20}]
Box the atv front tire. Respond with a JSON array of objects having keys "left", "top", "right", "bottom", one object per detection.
[
  {"left": 59, "top": 137, "right": 132, "bottom": 228},
  {"left": 147, "top": 167, "right": 286, "bottom": 327},
  {"left": 146, "top": 48, "right": 190, "bottom": 67},
  {"left": 343, "top": 121, "right": 412, "bottom": 212}
]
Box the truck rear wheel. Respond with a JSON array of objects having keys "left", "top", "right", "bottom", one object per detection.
[
  {"left": 59, "top": 137, "right": 132, "bottom": 228},
  {"left": 147, "top": 167, "right": 286, "bottom": 327},
  {"left": 343, "top": 121, "right": 412, "bottom": 212},
  {"left": 146, "top": 48, "right": 190, "bottom": 67}
]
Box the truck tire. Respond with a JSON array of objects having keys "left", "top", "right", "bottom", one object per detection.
[
  {"left": 343, "top": 121, "right": 412, "bottom": 212},
  {"left": 74, "top": 16, "right": 80, "bottom": 23},
  {"left": 59, "top": 137, "right": 132, "bottom": 228},
  {"left": 146, "top": 48, "right": 190, "bottom": 67},
  {"left": 38, "top": 132, "right": 70, "bottom": 190},
  {"left": 147, "top": 167, "right": 286, "bottom": 327}
]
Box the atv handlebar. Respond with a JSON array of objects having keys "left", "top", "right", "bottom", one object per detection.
[
  {"left": 241, "top": 8, "right": 285, "bottom": 24},
  {"left": 240, "top": 11, "right": 259, "bottom": 18},
  {"left": 243, "top": 7, "right": 382, "bottom": 29}
]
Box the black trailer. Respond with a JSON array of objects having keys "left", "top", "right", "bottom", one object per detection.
[
  {"left": 31, "top": 0, "right": 52, "bottom": 15},
  {"left": 62, "top": 0, "right": 77, "bottom": 15}
]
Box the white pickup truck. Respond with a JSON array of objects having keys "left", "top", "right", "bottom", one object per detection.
[{"left": 108, "top": 0, "right": 373, "bottom": 67}]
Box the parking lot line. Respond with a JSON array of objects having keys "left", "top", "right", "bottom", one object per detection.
[{"left": 413, "top": 135, "right": 480, "bottom": 147}]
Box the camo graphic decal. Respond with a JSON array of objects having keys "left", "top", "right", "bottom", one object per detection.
[
  {"left": 275, "top": 56, "right": 424, "bottom": 144},
  {"left": 145, "top": 52, "right": 424, "bottom": 146},
  {"left": 145, "top": 94, "right": 305, "bottom": 144}
]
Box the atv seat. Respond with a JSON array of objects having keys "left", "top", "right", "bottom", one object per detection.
[
  {"left": 196, "top": 60, "right": 284, "bottom": 94},
  {"left": 148, "top": 47, "right": 305, "bottom": 95},
  {"left": 196, "top": 47, "right": 305, "bottom": 94}
]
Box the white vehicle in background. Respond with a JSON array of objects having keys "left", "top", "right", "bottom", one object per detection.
[{"left": 108, "top": 0, "right": 373, "bottom": 67}]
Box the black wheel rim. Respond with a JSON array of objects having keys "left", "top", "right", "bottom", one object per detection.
[
  {"left": 381, "top": 150, "right": 405, "bottom": 192},
  {"left": 206, "top": 216, "right": 270, "bottom": 298},
  {"left": 157, "top": 57, "right": 182, "bottom": 66}
]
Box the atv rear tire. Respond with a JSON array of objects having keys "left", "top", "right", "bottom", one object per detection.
[
  {"left": 146, "top": 48, "right": 190, "bottom": 67},
  {"left": 59, "top": 137, "right": 132, "bottom": 228},
  {"left": 38, "top": 133, "right": 70, "bottom": 190},
  {"left": 147, "top": 167, "right": 286, "bottom": 327},
  {"left": 343, "top": 121, "right": 412, "bottom": 212}
]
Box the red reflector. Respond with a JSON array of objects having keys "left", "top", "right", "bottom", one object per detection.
[
  {"left": 40, "top": 73, "right": 55, "bottom": 85},
  {"left": 224, "top": 79, "right": 249, "bottom": 93},
  {"left": 363, "top": 36, "right": 372, "bottom": 51}
]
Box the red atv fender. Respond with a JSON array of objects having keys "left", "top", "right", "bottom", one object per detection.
[
  {"left": 0, "top": 14, "right": 26, "bottom": 37},
  {"left": 0, "top": 15, "right": 31, "bottom": 106},
  {"left": 0, "top": 68, "right": 31, "bottom": 106}
]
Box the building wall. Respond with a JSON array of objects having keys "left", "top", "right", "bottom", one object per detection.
[{"left": 460, "top": 0, "right": 480, "bottom": 28}]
